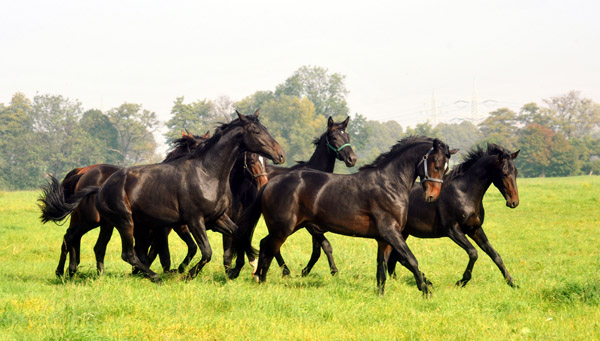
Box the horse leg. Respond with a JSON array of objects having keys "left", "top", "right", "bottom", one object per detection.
[
  {"left": 275, "top": 251, "right": 290, "bottom": 276},
  {"left": 380, "top": 223, "right": 430, "bottom": 296},
  {"left": 301, "top": 235, "right": 322, "bottom": 277},
  {"left": 468, "top": 227, "right": 516, "bottom": 287},
  {"left": 376, "top": 241, "right": 389, "bottom": 296},
  {"left": 173, "top": 225, "right": 197, "bottom": 273},
  {"left": 446, "top": 224, "right": 478, "bottom": 287},
  {"left": 93, "top": 222, "right": 114, "bottom": 275},
  {"left": 115, "top": 219, "right": 159, "bottom": 282},
  {"left": 155, "top": 227, "right": 172, "bottom": 273},
  {"left": 56, "top": 234, "right": 69, "bottom": 277},
  {"left": 186, "top": 219, "right": 212, "bottom": 279},
  {"left": 222, "top": 234, "right": 237, "bottom": 279}
]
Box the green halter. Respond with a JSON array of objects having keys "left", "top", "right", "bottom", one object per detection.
[{"left": 326, "top": 136, "right": 352, "bottom": 157}]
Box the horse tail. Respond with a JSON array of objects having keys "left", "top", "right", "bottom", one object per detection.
[
  {"left": 61, "top": 168, "right": 85, "bottom": 202},
  {"left": 38, "top": 176, "right": 99, "bottom": 224},
  {"left": 232, "top": 186, "right": 265, "bottom": 260}
]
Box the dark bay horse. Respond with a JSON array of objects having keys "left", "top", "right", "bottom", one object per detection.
[
  {"left": 386, "top": 144, "right": 520, "bottom": 287},
  {"left": 73, "top": 111, "right": 283, "bottom": 281},
  {"left": 39, "top": 131, "right": 210, "bottom": 276},
  {"left": 231, "top": 116, "right": 357, "bottom": 278},
  {"left": 237, "top": 136, "right": 457, "bottom": 295}
]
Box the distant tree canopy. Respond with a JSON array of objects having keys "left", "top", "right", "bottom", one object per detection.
[{"left": 1, "top": 67, "right": 599, "bottom": 189}]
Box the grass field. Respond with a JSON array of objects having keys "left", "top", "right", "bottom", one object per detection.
[{"left": 1, "top": 176, "right": 599, "bottom": 340}]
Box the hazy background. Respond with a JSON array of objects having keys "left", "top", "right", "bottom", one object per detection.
[{"left": 2, "top": 0, "right": 599, "bottom": 144}]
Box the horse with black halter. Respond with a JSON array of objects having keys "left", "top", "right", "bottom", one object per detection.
[
  {"left": 236, "top": 136, "right": 456, "bottom": 295},
  {"left": 386, "top": 144, "right": 520, "bottom": 287},
  {"left": 230, "top": 116, "right": 357, "bottom": 278},
  {"left": 39, "top": 131, "right": 209, "bottom": 277},
  {"left": 74, "top": 111, "right": 283, "bottom": 281}
]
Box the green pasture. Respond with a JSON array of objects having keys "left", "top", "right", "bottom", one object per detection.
[{"left": 1, "top": 176, "right": 599, "bottom": 339}]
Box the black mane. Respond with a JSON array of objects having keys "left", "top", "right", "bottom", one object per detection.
[
  {"left": 191, "top": 117, "right": 258, "bottom": 158},
  {"left": 359, "top": 136, "right": 434, "bottom": 171},
  {"left": 446, "top": 143, "right": 511, "bottom": 180},
  {"left": 163, "top": 135, "right": 206, "bottom": 163}
]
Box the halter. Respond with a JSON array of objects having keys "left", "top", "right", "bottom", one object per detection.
[
  {"left": 326, "top": 135, "right": 352, "bottom": 160},
  {"left": 417, "top": 148, "right": 445, "bottom": 184},
  {"left": 244, "top": 153, "right": 268, "bottom": 180}
]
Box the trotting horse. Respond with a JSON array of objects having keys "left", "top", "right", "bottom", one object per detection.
[
  {"left": 230, "top": 116, "right": 357, "bottom": 278},
  {"left": 236, "top": 136, "right": 457, "bottom": 295},
  {"left": 73, "top": 111, "right": 283, "bottom": 281},
  {"left": 386, "top": 143, "right": 520, "bottom": 287},
  {"left": 39, "top": 131, "right": 210, "bottom": 276}
]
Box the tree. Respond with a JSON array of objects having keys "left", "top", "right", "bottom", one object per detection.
[
  {"left": 108, "top": 103, "right": 159, "bottom": 166},
  {"left": 478, "top": 108, "right": 519, "bottom": 150},
  {"left": 164, "top": 97, "right": 215, "bottom": 143},
  {"left": 435, "top": 120, "right": 482, "bottom": 157},
  {"left": 546, "top": 132, "right": 576, "bottom": 177},
  {"left": 275, "top": 65, "right": 349, "bottom": 119},
  {"left": 517, "top": 102, "right": 553, "bottom": 127},
  {"left": 405, "top": 121, "right": 438, "bottom": 137},
  {"left": 544, "top": 91, "right": 600, "bottom": 139},
  {"left": 516, "top": 124, "right": 553, "bottom": 177},
  {"left": 0, "top": 93, "right": 42, "bottom": 189},
  {"left": 80, "top": 109, "right": 121, "bottom": 164}
]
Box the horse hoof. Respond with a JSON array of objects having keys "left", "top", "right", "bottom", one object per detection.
[
  {"left": 301, "top": 268, "right": 310, "bottom": 277},
  {"left": 330, "top": 269, "right": 339, "bottom": 276},
  {"left": 253, "top": 275, "right": 260, "bottom": 283},
  {"left": 455, "top": 280, "right": 468, "bottom": 287},
  {"left": 282, "top": 266, "right": 291, "bottom": 277},
  {"left": 151, "top": 276, "right": 162, "bottom": 284}
]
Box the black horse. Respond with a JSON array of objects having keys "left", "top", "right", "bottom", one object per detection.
[
  {"left": 44, "top": 111, "right": 284, "bottom": 281},
  {"left": 39, "top": 131, "right": 209, "bottom": 277},
  {"left": 386, "top": 143, "right": 520, "bottom": 287},
  {"left": 236, "top": 136, "right": 457, "bottom": 295},
  {"left": 232, "top": 116, "right": 357, "bottom": 278}
]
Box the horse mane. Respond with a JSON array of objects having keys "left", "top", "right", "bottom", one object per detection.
[
  {"left": 163, "top": 135, "right": 207, "bottom": 163},
  {"left": 445, "top": 143, "right": 511, "bottom": 180},
  {"left": 359, "top": 136, "right": 434, "bottom": 170},
  {"left": 191, "top": 117, "right": 257, "bottom": 157},
  {"left": 294, "top": 132, "right": 328, "bottom": 166}
]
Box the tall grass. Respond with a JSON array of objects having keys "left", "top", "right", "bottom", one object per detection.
[{"left": 1, "top": 176, "right": 599, "bottom": 339}]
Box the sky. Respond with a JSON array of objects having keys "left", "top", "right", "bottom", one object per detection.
[{"left": 2, "top": 0, "right": 599, "bottom": 148}]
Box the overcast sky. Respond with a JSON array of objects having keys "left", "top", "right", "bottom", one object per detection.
[{"left": 2, "top": 0, "right": 599, "bottom": 143}]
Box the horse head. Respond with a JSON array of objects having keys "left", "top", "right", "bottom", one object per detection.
[
  {"left": 326, "top": 116, "right": 357, "bottom": 167},
  {"left": 243, "top": 152, "right": 269, "bottom": 189},
  {"left": 237, "top": 110, "right": 285, "bottom": 165},
  {"left": 490, "top": 145, "right": 520, "bottom": 208},
  {"left": 418, "top": 138, "right": 458, "bottom": 202}
]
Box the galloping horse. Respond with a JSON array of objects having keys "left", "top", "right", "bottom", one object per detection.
[
  {"left": 236, "top": 136, "right": 457, "bottom": 295},
  {"left": 39, "top": 131, "right": 209, "bottom": 277},
  {"left": 230, "top": 116, "right": 357, "bottom": 278},
  {"left": 71, "top": 111, "right": 283, "bottom": 281},
  {"left": 386, "top": 143, "right": 520, "bottom": 287}
]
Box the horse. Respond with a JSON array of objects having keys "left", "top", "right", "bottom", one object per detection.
[
  {"left": 386, "top": 143, "right": 520, "bottom": 287},
  {"left": 257, "top": 116, "right": 357, "bottom": 277},
  {"left": 39, "top": 131, "right": 210, "bottom": 277},
  {"left": 63, "top": 111, "right": 284, "bottom": 281},
  {"left": 235, "top": 136, "right": 457, "bottom": 295},
  {"left": 142, "top": 150, "right": 269, "bottom": 276}
]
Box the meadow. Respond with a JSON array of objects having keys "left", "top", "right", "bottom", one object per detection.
[{"left": 1, "top": 176, "right": 599, "bottom": 340}]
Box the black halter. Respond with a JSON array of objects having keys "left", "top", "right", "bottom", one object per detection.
[{"left": 417, "top": 148, "right": 445, "bottom": 184}]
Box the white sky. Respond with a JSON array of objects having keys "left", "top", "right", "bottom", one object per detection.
[{"left": 2, "top": 0, "right": 599, "bottom": 146}]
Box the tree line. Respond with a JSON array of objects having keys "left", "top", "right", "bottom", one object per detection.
[{"left": 1, "top": 66, "right": 599, "bottom": 190}]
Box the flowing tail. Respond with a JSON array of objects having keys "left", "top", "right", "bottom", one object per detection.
[
  {"left": 232, "top": 186, "right": 266, "bottom": 260},
  {"left": 38, "top": 175, "right": 99, "bottom": 224}
]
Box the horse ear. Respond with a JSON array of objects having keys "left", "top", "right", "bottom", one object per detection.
[
  {"left": 511, "top": 150, "right": 520, "bottom": 159},
  {"left": 203, "top": 130, "right": 210, "bottom": 139},
  {"left": 253, "top": 109, "right": 260, "bottom": 118},
  {"left": 237, "top": 110, "right": 249, "bottom": 123},
  {"left": 450, "top": 149, "right": 459, "bottom": 155},
  {"left": 342, "top": 116, "right": 350, "bottom": 129},
  {"left": 327, "top": 116, "right": 334, "bottom": 128},
  {"left": 432, "top": 138, "right": 441, "bottom": 150},
  {"left": 181, "top": 130, "right": 186, "bottom": 138}
]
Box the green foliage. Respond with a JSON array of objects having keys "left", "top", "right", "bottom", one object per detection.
[
  {"left": 107, "top": 103, "right": 159, "bottom": 166},
  {"left": 543, "top": 90, "right": 600, "bottom": 140},
  {"left": 478, "top": 107, "right": 519, "bottom": 151},
  {"left": 516, "top": 124, "right": 554, "bottom": 177},
  {"left": 164, "top": 97, "right": 217, "bottom": 143},
  {"left": 1, "top": 177, "right": 600, "bottom": 339},
  {"left": 80, "top": 109, "right": 121, "bottom": 164},
  {"left": 275, "top": 65, "right": 350, "bottom": 119}
]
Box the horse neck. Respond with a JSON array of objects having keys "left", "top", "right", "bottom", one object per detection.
[
  {"left": 190, "top": 127, "right": 244, "bottom": 181},
  {"left": 457, "top": 156, "right": 496, "bottom": 202},
  {"left": 304, "top": 137, "right": 336, "bottom": 172},
  {"left": 378, "top": 143, "right": 431, "bottom": 189}
]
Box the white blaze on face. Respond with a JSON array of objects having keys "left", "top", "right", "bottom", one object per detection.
[{"left": 258, "top": 156, "right": 265, "bottom": 169}]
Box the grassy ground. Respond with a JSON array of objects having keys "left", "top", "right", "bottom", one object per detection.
[{"left": 1, "top": 176, "right": 599, "bottom": 340}]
